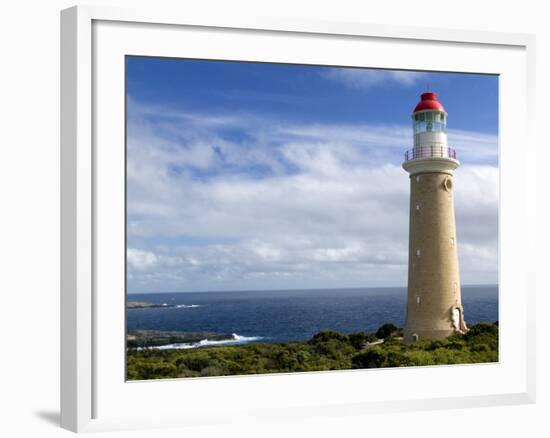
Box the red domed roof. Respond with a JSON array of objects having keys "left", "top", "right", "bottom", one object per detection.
[{"left": 413, "top": 92, "right": 445, "bottom": 113}]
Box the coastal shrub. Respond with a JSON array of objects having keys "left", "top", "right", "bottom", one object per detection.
[
  {"left": 348, "top": 332, "right": 368, "bottom": 350},
  {"left": 137, "top": 362, "right": 177, "bottom": 379},
  {"left": 375, "top": 323, "right": 398, "bottom": 340},
  {"left": 126, "top": 322, "right": 499, "bottom": 380},
  {"left": 364, "top": 333, "right": 378, "bottom": 343},
  {"left": 385, "top": 351, "right": 413, "bottom": 367},
  {"left": 309, "top": 330, "right": 348, "bottom": 344},
  {"left": 471, "top": 343, "right": 490, "bottom": 352},
  {"left": 296, "top": 350, "right": 311, "bottom": 365},
  {"left": 465, "top": 322, "right": 498, "bottom": 338},
  {"left": 463, "top": 322, "right": 499, "bottom": 351},
  {"left": 426, "top": 340, "right": 445, "bottom": 351},
  {"left": 352, "top": 348, "right": 388, "bottom": 368},
  {"left": 403, "top": 350, "right": 436, "bottom": 366},
  {"left": 380, "top": 336, "right": 401, "bottom": 347},
  {"left": 201, "top": 365, "right": 226, "bottom": 376},
  {"left": 447, "top": 340, "right": 464, "bottom": 350},
  {"left": 275, "top": 350, "right": 296, "bottom": 370},
  {"left": 314, "top": 339, "right": 349, "bottom": 360},
  {"left": 178, "top": 352, "right": 213, "bottom": 372}
]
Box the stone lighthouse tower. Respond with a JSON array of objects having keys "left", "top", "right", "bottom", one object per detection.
[{"left": 402, "top": 92, "right": 467, "bottom": 342}]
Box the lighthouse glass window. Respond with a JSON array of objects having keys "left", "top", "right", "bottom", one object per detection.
[{"left": 125, "top": 56, "right": 499, "bottom": 381}]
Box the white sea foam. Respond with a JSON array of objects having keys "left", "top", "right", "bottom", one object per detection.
[
  {"left": 175, "top": 304, "right": 202, "bottom": 308},
  {"left": 196, "top": 334, "right": 263, "bottom": 347},
  {"left": 144, "top": 333, "right": 263, "bottom": 350}
]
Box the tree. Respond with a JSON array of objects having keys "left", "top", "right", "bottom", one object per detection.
[
  {"left": 375, "top": 323, "right": 398, "bottom": 339},
  {"left": 348, "top": 332, "right": 367, "bottom": 350},
  {"left": 352, "top": 348, "right": 387, "bottom": 368},
  {"left": 309, "top": 330, "right": 348, "bottom": 344}
]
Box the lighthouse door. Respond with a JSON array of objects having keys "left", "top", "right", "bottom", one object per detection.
[{"left": 452, "top": 307, "right": 461, "bottom": 331}]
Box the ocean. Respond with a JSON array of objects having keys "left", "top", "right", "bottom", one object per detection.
[{"left": 127, "top": 285, "right": 498, "bottom": 348}]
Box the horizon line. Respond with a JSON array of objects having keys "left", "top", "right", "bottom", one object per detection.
[{"left": 127, "top": 283, "right": 498, "bottom": 295}]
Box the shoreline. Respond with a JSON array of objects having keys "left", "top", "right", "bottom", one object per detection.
[
  {"left": 127, "top": 329, "right": 234, "bottom": 349},
  {"left": 127, "top": 301, "right": 176, "bottom": 309}
]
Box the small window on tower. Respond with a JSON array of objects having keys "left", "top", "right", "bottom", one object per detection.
[{"left": 416, "top": 249, "right": 421, "bottom": 257}]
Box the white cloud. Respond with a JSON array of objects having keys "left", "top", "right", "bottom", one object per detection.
[
  {"left": 449, "top": 129, "right": 499, "bottom": 164},
  {"left": 127, "top": 248, "right": 158, "bottom": 271},
  {"left": 322, "top": 68, "right": 427, "bottom": 91},
  {"left": 249, "top": 241, "right": 282, "bottom": 262},
  {"left": 313, "top": 243, "right": 364, "bottom": 262},
  {"left": 126, "top": 100, "right": 498, "bottom": 292}
]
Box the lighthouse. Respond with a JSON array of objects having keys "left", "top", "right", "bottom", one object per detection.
[{"left": 402, "top": 92, "right": 467, "bottom": 342}]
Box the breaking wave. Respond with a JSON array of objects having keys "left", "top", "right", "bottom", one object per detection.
[{"left": 147, "top": 333, "right": 263, "bottom": 350}]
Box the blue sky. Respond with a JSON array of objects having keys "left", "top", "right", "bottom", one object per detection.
[
  {"left": 126, "top": 56, "right": 499, "bottom": 293},
  {"left": 127, "top": 57, "right": 498, "bottom": 135}
]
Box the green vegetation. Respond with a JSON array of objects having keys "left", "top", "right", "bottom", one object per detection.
[
  {"left": 126, "top": 322, "right": 498, "bottom": 380},
  {"left": 375, "top": 323, "right": 399, "bottom": 339}
]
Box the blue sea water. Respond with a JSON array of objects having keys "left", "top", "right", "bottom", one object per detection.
[{"left": 127, "top": 285, "right": 498, "bottom": 347}]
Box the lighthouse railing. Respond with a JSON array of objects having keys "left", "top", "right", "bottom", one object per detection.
[{"left": 404, "top": 145, "right": 457, "bottom": 161}]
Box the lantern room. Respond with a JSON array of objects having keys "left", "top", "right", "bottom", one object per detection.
[
  {"left": 413, "top": 110, "right": 446, "bottom": 134},
  {"left": 404, "top": 91, "right": 458, "bottom": 166},
  {"left": 412, "top": 92, "right": 448, "bottom": 148}
]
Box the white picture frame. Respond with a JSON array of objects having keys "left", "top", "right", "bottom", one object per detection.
[{"left": 60, "top": 4, "right": 536, "bottom": 433}]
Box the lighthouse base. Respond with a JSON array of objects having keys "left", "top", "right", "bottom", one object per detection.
[
  {"left": 403, "top": 327, "right": 458, "bottom": 343},
  {"left": 404, "top": 305, "right": 468, "bottom": 343}
]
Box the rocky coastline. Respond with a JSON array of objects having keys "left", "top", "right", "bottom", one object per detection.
[
  {"left": 127, "top": 329, "right": 234, "bottom": 349},
  {"left": 127, "top": 301, "right": 177, "bottom": 309}
]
